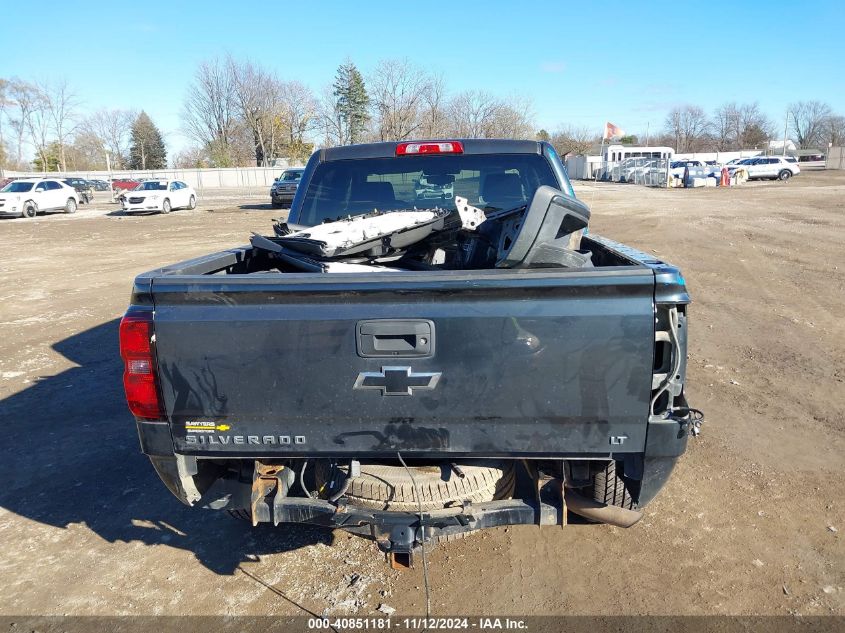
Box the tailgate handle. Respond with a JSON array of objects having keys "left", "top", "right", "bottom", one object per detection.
[{"left": 357, "top": 320, "right": 434, "bottom": 358}]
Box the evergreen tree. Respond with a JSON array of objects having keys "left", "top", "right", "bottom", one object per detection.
[
  {"left": 31, "top": 141, "right": 61, "bottom": 172},
  {"left": 333, "top": 61, "right": 370, "bottom": 144},
  {"left": 129, "top": 111, "right": 167, "bottom": 169}
]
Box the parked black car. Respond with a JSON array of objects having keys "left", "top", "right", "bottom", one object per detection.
[{"left": 62, "top": 178, "right": 94, "bottom": 204}]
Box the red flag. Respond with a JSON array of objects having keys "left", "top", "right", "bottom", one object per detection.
[{"left": 603, "top": 122, "right": 625, "bottom": 139}]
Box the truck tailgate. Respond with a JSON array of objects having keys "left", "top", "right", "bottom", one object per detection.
[{"left": 151, "top": 269, "right": 656, "bottom": 457}]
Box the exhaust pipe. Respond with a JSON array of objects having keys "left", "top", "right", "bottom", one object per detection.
[{"left": 563, "top": 489, "right": 643, "bottom": 528}]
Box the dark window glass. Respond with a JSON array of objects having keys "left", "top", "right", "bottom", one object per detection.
[
  {"left": 298, "top": 154, "right": 559, "bottom": 226},
  {"left": 3, "top": 182, "right": 34, "bottom": 192},
  {"left": 138, "top": 181, "right": 168, "bottom": 191}
]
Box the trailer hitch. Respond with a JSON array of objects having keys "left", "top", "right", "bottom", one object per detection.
[{"left": 250, "top": 461, "right": 295, "bottom": 526}]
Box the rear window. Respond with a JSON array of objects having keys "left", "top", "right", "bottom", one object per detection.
[
  {"left": 136, "top": 181, "right": 168, "bottom": 191},
  {"left": 298, "top": 154, "right": 558, "bottom": 226}
]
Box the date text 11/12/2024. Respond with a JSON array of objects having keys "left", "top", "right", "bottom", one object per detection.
[{"left": 307, "top": 617, "right": 528, "bottom": 630}]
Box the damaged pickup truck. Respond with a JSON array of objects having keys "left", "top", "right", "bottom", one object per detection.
[{"left": 121, "top": 139, "right": 702, "bottom": 567}]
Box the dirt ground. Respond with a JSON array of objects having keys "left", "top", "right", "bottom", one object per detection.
[{"left": 0, "top": 172, "right": 843, "bottom": 620}]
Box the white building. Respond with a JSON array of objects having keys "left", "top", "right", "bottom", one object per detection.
[
  {"left": 603, "top": 144, "right": 674, "bottom": 162},
  {"left": 565, "top": 144, "right": 674, "bottom": 179},
  {"left": 767, "top": 139, "right": 797, "bottom": 153}
]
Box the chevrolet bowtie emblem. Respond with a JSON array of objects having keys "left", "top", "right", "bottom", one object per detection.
[{"left": 353, "top": 366, "right": 442, "bottom": 396}]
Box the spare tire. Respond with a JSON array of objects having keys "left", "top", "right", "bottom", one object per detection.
[{"left": 316, "top": 461, "right": 516, "bottom": 511}]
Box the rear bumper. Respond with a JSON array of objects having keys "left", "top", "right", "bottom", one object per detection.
[
  {"left": 137, "top": 409, "right": 690, "bottom": 522},
  {"left": 144, "top": 452, "right": 646, "bottom": 565},
  {"left": 137, "top": 414, "right": 693, "bottom": 460}
]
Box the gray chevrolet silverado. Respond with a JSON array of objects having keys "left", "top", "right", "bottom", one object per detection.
[{"left": 121, "top": 139, "right": 701, "bottom": 567}]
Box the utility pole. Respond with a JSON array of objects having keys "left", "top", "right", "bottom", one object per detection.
[{"left": 782, "top": 110, "right": 789, "bottom": 157}]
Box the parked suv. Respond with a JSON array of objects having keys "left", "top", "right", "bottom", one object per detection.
[
  {"left": 270, "top": 168, "right": 304, "bottom": 208},
  {"left": 0, "top": 178, "right": 79, "bottom": 218},
  {"left": 745, "top": 156, "right": 800, "bottom": 180}
]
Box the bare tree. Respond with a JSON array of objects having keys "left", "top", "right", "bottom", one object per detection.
[
  {"left": 279, "top": 80, "right": 317, "bottom": 162},
  {"left": 418, "top": 73, "right": 449, "bottom": 138},
  {"left": 823, "top": 114, "right": 845, "bottom": 148},
  {"left": 21, "top": 87, "right": 51, "bottom": 171},
  {"left": 228, "top": 57, "right": 283, "bottom": 166},
  {"left": 41, "top": 80, "right": 79, "bottom": 172},
  {"left": 712, "top": 102, "right": 740, "bottom": 151},
  {"left": 736, "top": 103, "right": 771, "bottom": 148},
  {"left": 172, "top": 145, "right": 209, "bottom": 168},
  {"left": 369, "top": 59, "right": 431, "bottom": 141},
  {"left": 182, "top": 58, "right": 240, "bottom": 166},
  {"left": 82, "top": 108, "right": 135, "bottom": 169},
  {"left": 6, "top": 79, "right": 42, "bottom": 167},
  {"left": 664, "top": 105, "right": 710, "bottom": 152},
  {"left": 550, "top": 125, "right": 595, "bottom": 156},
  {"left": 67, "top": 129, "right": 107, "bottom": 170},
  {"left": 445, "top": 91, "right": 535, "bottom": 139},
  {"left": 789, "top": 101, "right": 832, "bottom": 149},
  {"left": 317, "top": 84, "right": 347, "bottom": 147},
  {"left": 711, "top": 102, "right": 771, "bottom": 151},
  {"left": 0, "top": 78, "right": 9, "bottom": 169},
  {"left": 485, "top": 96, "right": 535, "bottom": 139},
  {"left": 447, "top": 90, "right": 501, "bottom": 138}
]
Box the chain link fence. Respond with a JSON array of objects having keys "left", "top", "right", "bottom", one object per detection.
[{"left": 595, "top": 158, "right": 671, "bottom": 187}]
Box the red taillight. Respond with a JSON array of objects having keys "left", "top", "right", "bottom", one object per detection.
[
  {"left": 119, "top": 313, "right": 163, "bottom": 420},
  {"left": 396, "top": 141, "right": 464, "bottom": 156}
]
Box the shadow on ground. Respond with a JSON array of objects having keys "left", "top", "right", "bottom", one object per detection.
[
  {"left": 238, "top": 203, "right": 284, "bottom": 211},
  {"left": 0, "top": 318, "right": 333, "bottom": 575}
]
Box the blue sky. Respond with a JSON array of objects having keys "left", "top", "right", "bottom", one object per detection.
[{"left": 2, "top": 0, "right": 843, "bottom": 154}]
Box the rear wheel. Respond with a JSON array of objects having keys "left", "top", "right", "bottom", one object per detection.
[
  {"left": 161, "top": 198, "right": 171, "bottom": 214},
  {"left": 778, "top": 169, "right": 791, "bottom": 181},
  {"left": 592, "top": 460, "right": 637, "bottom": 510},
  {"left": 65, "top": 198, "right": 77, "bottom": 214},
  {"left": 188, "top": 195, "right": 196, "bottom": 209}
]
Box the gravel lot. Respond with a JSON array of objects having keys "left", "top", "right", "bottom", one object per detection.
[{"left": 0, "top": 173, "right": 843, "bottom": 620}]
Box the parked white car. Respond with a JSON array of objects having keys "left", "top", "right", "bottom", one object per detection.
[
  {"left": 0, "top": 177, "right": 79, "bottom": 218},
  {"left": 743, "top": 156, "right": 800, "bottom": 180},
  {"left": 121, "top": 179, "right": 197, "bottom": 214}
]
